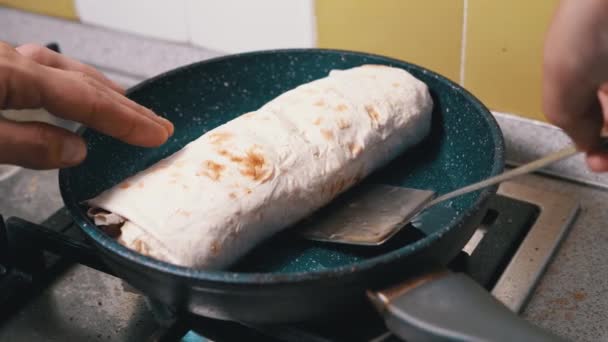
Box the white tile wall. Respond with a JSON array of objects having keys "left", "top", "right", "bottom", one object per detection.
[
  {"left": 75, "top": 0, "right": 189, "bottom": 43},
  {"left": 74, "top": 0, "right": 316, "bottom": 53},
  {"left": 185, "top": 0, "right": 316, "bottom": 53}
]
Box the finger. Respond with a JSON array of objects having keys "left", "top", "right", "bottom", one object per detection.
[
  {"left": 35, "top": 67, "right": 170, "bottom": 147},
  {"left": 97, "top": 81, "right": 174, "bottom": 136},
  {"left": 0, "top": 119, "right": 86, "bottom": 169},
  {"left": 581, "top": 86, "right": 608, "bottom": 173},
  {"left": 541, "top": 0, "right": 608, "bottom": 151},
  {"left": 542, "top": 57, "right": 603, "bottom": 151},
  {"left": 15, "top": 43, "right": 125, "bottom": 94},
  {"left": 586, "top": 152, "right": 608, "bottom": 172},
  {"left": 2, "top": 45, "right": 173, "bottom": 136},
  {"left": 74, "top": 69, "right": 174, "bottom": 138}
]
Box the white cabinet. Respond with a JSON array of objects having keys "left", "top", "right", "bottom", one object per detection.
[
  {"left": 185, "top": 0, "right": 316, "bottom": 53},
  {"left": 75, "top": 0, "right": 316, "bottom": 52},
  {"left": 75, "top": 0, "right": 189, "bottom": 43}
]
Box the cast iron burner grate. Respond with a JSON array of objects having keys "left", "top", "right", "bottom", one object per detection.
[{"left": 1, "top": 180, "right": 578, "bottom": 342}]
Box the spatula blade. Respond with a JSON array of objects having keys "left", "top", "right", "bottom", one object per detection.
[{"left": 297, "top": 184, "right": 436, "bottom": 245}]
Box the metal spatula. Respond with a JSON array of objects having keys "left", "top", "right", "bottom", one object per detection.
[{"left": 297, "top": 144, "right": 580, "bottom": 246}]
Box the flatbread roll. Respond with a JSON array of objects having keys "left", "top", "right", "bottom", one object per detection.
[{"left": 86, "top": 65, "right": 433, "bottom": 269}]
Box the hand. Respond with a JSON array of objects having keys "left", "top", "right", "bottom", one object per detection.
[
  {"left": 0, "top": 42, "right": 174, "bottom": 170},
  {"left": 543, "top": 0, "right": 608, "bottom": 172}
]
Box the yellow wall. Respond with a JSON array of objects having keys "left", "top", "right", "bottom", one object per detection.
[
  {"left": 0, "top": 0, "right": 77, "bottom": 20},
  {"left": 316, "top": 0, "right": 560, "bottom": 122},
  {"left": 316, "top": 0, "right": 464, "bottom": 83},
  {"left": 464, "top": 1, "right": 559, "bottom": 121}
]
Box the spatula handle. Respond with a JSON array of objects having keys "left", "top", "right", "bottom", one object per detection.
[{"left": 424, "top": 145, "right": 579, "bottom": 209}]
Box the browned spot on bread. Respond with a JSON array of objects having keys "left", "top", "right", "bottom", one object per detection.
[
  {"left": 229, "top": 192, "right": 237, "bottom": 199},
  {"left": 137, "top": 182, "right": 144, "bottom": 189},
  {"left": 175, "top": 161, "right": 186, "bottom": 168},
  {"left": 197, "top": 160, "right": 226, "bottom": 181},
  {"left": 365, "top": 105, "right": 380, "bottom": 123},
  {"left": 132, "top": 239, "right": 150, "bottom": 255},
  {"left": 211, "top": 241, "right": 219, "bottom": 256},
  {"left": 313, "top": 117, "right": 322, "bottom": 125},
  {"left": 119, "top": 182, "right": 131, "bottom": 189},
  {"left": 230, "top": 154, "right": 244, "bottom": 163},
  {"left": 321, "top": 129, "right": 334, "bottom": 140},
  {"left": 242, "top": 112, "right": 257, "bottom": 119},
  {"left": 337, "top": 118, "right": 351, "bottom": 129},
  {"left": 218, "top": 149, "right": 244, "bottom": 163},
  {"left": 244, "top": 188, "right": 253, "bottom": 195},
  {"left": 335, "top": 104, "right": 348, "bottom": 112},
  {"left": 176, "top": 209, "right": 191, "bottom": 217},
  {"left": 392, "top": 82, "right": 400, "bottom": 87},
  {"left": 239, "top": 148, "right": 273, "bottom": 183},
  {"left": 221, "top": 146, "right": 273, "bottom": 183},
  {"left": 314, "top": 99, "right": 325, "bottom": 107},
  {"left": 348, "top": 143, "right": 363, "bottom": 157},
  {"left": 209, "top": 131, "right": 233, "bottom": 145}
]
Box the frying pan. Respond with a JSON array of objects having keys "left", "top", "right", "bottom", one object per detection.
[{"left": 53, "top": 49, "right": 561, "bottom": 341}]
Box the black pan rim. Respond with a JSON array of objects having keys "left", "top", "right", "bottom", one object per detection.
[{"left": 59, "top": 47, "right": 506, "bottom": 285}]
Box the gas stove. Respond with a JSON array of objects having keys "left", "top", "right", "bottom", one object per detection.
[
  {"left": 0, "top": 41, "right": 582, "bottom": 342},
  {"left": 0, "top": 178, "right": 579, "bottom": 341}
]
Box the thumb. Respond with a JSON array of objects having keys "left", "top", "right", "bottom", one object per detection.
[{"left": 0, "top": 119, "right": 87, "bottom": 169}]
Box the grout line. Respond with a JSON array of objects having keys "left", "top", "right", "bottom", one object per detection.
[
  {"left": 459, "top": 0, "right": 469, "bottom": 86},
  {"left": 309, "top": 0, "right": 318, "bottom": 47}
]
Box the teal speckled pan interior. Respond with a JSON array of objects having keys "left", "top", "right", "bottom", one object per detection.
[{"left": 59, "top": 49, "right": 504, "bottom": 279}]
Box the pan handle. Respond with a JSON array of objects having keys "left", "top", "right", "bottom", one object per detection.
[
  {"left": 5, "top": 217, "right": 114, "bottom": 276},
  {"left": 367, "top": 269, "right": 567, "bottom": 342}
]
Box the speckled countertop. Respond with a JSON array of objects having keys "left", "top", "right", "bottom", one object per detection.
[{"left": 1, "top": 7, "right": 607, "bottom": 342}]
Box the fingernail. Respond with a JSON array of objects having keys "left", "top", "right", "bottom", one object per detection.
[
  {"left": 164, "top": 119, "right": 174, "bottom": 136},
  {"left": 60, "top": 137, "right": 86, "bottom": 165},
  {"left": 158, "top": 116, "right": 174, "bottom": 136},
  {"left": 144, "top": 107, "right": 173, "bottom": 136}
]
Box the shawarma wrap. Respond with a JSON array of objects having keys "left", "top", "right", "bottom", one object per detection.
[{"left": 86, "top": 65, "right": 433, "bottom": 269}]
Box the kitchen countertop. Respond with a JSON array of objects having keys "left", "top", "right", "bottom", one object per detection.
[
  {"left": 1, "top": 7, "right": 607, "bottom": 342},
  {"left": 512, "top": 174, "right": 608, "bottom": 341}
]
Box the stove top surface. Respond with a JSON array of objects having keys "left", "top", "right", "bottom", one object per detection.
[{"left": 0, "top": 179, "right": 579, "bottom": 341}]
